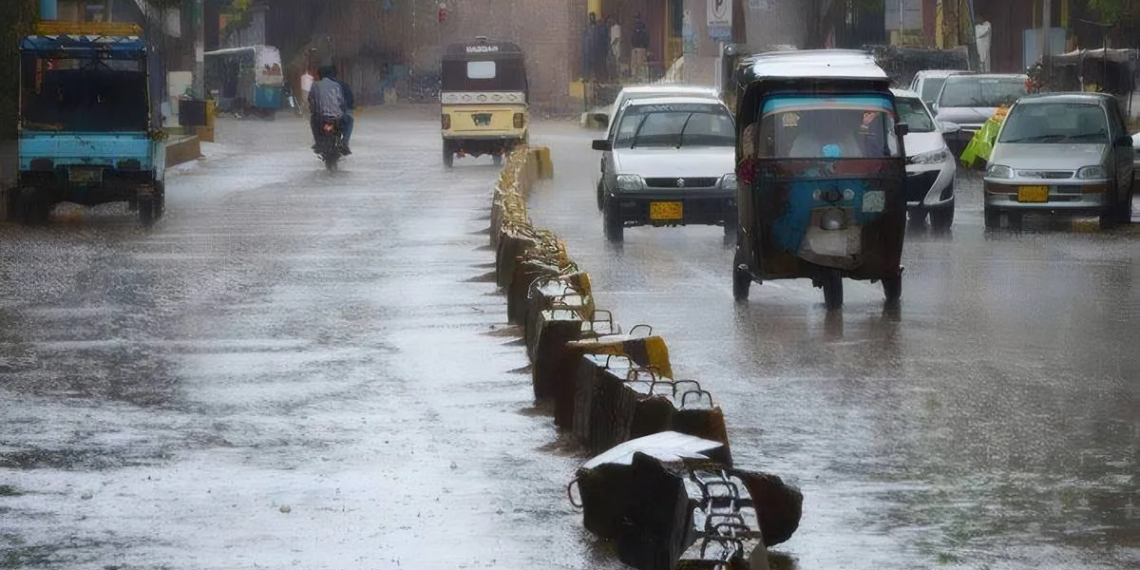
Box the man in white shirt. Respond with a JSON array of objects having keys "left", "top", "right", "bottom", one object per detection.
[
  {"left": 300, "top": 68, "right": 315, "bottom": 114},
  {"left": 976, "top": 19, "right": 992, "bottom": 73}
]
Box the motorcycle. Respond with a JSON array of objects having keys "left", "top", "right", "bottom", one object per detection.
[{"left": 314, "top": 115, "right": 346, "bottom": 171}]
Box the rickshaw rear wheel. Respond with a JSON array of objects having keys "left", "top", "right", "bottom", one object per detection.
[
  {"left": 443, "top": 145, "right": 454, "bottom": 168},
  {"left": 603, "top": 196, "right": 624, "bottom": 242},
  {"left": 18, "top": 188, "right": 50, "bottom": 225},
  {"left": 138, "top": 197, "right": 156, "bottom": 227},
  {"left": 882, "top": 275, "right": 902, "bottom": 303},
  {"left": 821, "top": 270, "right": 843, "bottom": 310},
  {"left": 1116, "top": 182, "right": 1134, "bottom": 224},
  {"left": 733, "top": 265, "right": 751, "bottom": 301}
]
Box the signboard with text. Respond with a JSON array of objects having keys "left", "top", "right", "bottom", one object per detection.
[{"left": 708, "top": 0, "right": 733, "bottom": 41}]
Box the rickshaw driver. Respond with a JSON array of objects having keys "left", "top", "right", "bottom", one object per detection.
[{"left": 789, "top": 110, "right": 865, "bottom": 158}]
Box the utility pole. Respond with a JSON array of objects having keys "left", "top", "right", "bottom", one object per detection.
[
  {"left": 1040, "top": 0, "right": 1053, "bottom": 62},
  {"left": 193, "top": 0, "right": 204, "bottom": 98},
  {"left": 965, "top": 0, "right": 980, "bottom": 71}
]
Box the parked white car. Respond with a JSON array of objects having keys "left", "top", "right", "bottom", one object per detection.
[{"left": 892, "top": 89, "right": 959, "bottom": 229}]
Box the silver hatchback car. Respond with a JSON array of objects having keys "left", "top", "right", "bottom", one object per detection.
[{"left": 983, "top": 93, "right": 1135, "bottom": 229}]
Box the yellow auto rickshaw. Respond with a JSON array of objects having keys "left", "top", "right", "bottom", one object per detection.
[{"left": 440, "top": 37, "right": 529, "bottom": 167}]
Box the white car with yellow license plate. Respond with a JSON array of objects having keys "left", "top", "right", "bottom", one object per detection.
[
  {"left": 892, "top": 89, "right": 958, "bottom": 229},
  {"left": 595, "top": 85, "right": 722, "bottom": 210},
  {"left": 592, "top": 97, "right": 737, "bottom": 243},
  {"left": 984, "top": 93, "right": 1134, "bottom": 230}
]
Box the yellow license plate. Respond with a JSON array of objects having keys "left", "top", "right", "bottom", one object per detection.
[
  {"left": 1018, "top": 186, "right": 1049, "bottom": 203},
  {"left": 649, "top": 201, "right": 683, "bottom": 220}
]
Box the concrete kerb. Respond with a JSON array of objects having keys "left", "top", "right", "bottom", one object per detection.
[{"left": 487, "top": 147, "right": 801, "bottom": 569}]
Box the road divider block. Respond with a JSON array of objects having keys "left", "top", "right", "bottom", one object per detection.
[{"left": 487, "top": 147, "right": 801, "bottom": 570}]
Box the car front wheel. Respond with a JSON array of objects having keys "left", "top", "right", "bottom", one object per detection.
[{"left": 603, "top": 194, "right": 623, "bottom": 243}]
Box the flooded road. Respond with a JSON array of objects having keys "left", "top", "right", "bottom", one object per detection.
[
  {"left": 1, "top": 112, "right": 1137, "bottom": 570},
  {"left": 0, "top": 113, "right": 623, "bottom": 570},
  {"left": 527, "top": 125, "right": 1140, "bottom": 569}
]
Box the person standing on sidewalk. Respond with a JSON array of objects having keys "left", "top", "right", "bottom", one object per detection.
[{"left": 631, "top": 12, "right": 650, "bottom": 82}]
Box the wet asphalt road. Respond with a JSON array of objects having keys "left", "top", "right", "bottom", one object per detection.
[
  {"left": 0, "top": 111, "right": 1136, "bottom": 570},
  {"left": 527, "top": 125, "right": 1140, "bottom": 569},
  {"left": 0, "top": 112, "right": 625, "bottom": 570}
]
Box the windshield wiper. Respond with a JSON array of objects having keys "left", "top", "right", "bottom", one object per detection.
[
  {"left": 1002, "top": 134, "right": 1066, "bottom": 144},
  {"left": 1067, "top": 133, "right": 1108, "bottom": 142},
  {"left": 676, "top": 112, "right": 696, "bottom": 149},
  {"left": 629, "top": 114, "right": 650, "bottom": 149}
]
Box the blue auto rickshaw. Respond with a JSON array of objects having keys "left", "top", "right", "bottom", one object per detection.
[
  {"left": 731, "top": 50, "right": 908, "bottom": 309},
  {"left": 8, "top": 22, "right": 166, "bottom": 225}
]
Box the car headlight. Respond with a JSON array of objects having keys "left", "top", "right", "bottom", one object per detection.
[
  {"left": 1077, "top": 165, "right": 1107, "bottom": 179},
  {"left": 720, "top": 173, "right": 738, "bottom": 191},
  {"left": 615, "top": 174, "right": 645, "bottom": 191},
  {"left": 908, "top": 149, "right": 949, "bottom": 165},
  {"left": 986, "top": 164, "right": 1014, "bottom": 179}
]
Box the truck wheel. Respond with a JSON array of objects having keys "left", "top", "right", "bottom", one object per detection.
[
  {"left": 155, "top": 182, "right": 166, "bottom": 220},
  {"left": 822, "top": 270, "right": 843, "bottom": 310},
  {"left": 19, "top": 188, "right": 50, "bottom": 225},
  {"left": 603, "top": 195, "right": 623, "bottom": 243},
  {"left": 443, "top": 144, "right": 454, "bottom": 168},
  {"left": 138, "top": 198, "right": 156, "bottom": 227}
]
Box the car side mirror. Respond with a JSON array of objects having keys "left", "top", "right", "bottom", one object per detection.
[
  {"left": 895, "top": 123, "right": 910, "bottom": 138},
  {"left": 592, "top": 139, "right": 613, "bottom": 152},
  {"left": 939, "top": 121, "right": 961, "bottom": 135}
]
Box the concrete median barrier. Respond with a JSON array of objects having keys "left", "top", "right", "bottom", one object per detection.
[{"left": 486, "top": 146, "right": 801, "bottom": 570}]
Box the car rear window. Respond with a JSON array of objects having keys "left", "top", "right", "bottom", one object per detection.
[{"left": 938, "top": 77, "right": 1026, "bottom": 108}]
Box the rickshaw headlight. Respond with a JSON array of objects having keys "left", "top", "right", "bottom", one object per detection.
[
  {"left": 616, "top": 174, "right": 645, "bottom": 191},
  {"left": 1077, "top": 165, "right": 1107, "bottom": 179},
  {"left": 720, "top": 174, "right": 738, "bottom": 191},
  {"left": 986, "top": 164, "right": 1014, "bottom": 179}
]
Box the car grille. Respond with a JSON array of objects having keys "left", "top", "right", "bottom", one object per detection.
[
  {"left": 1016, "top": 170, "right": 1075, "bottom": 179},
  {"left": 645, "top": 177, "right": 718, "bottom": 188},
  {"left": 906, "top": 171, "right": 940, "bottom": 203}
]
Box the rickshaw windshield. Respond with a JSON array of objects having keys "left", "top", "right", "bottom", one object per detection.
[
  {"left": 748, "top": 94, "right": 901, "bottom": 159},
  {"left": 20, "top": 53, "right": 148, "bottom": 132},
  {"left": 441, "top": 57, "right": 527, "bottom": 92}
]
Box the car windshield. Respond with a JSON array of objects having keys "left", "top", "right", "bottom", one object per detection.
[
  {"left": 896, "top": 97, "right": 937, "bottom": 133},
  {"left": 747, "top": 94, "right": 902, "bottom": 159},
  {"left": 998, "top": 102, "right": 1109, "bottom": 144},
  {"left": 921, "top": 77, "right": 948, "bottom": 103},
  {"left": 613, "top": 104, "right": 735, "bottom": 148},
  {"left": 938, "top": 77, "right": 1026, "bottom": 108}
]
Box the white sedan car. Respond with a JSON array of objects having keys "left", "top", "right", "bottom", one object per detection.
[{"left": 892, "top": 89, "right": 958, "bottom": 229}]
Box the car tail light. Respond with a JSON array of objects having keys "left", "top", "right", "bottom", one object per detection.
[
  {"left": 513, "top": 113, "right": 524, "bottom": 129},
  {"left": 442, "top": 114, "right": 451, "bottom": 129}
]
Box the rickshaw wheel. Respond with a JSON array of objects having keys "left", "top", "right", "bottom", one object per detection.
[
  {"left": 138, "top": 198, "right": 156, "bottom": 227},
  {"left": 882, "top": 275, "right": 902, "bottom": 303},
  {"left": 822, "top": 270, "right": 843, "bottom": 310},
  {"left": 733, "top": 265, "right": 750, "bottom": 301},
  {"left": 443, "top": 146, "right": 454, "bottom": 168}
]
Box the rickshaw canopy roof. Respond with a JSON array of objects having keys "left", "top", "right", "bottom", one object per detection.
[
  {"left": 21, "top": 34, "right": 147, "bottom": 58},
  {"left": 443, "top": 40, "right": 525, "bottom": 61}
]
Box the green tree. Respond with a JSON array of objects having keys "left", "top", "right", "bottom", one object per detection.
[{"left": 1089, "top": 0, "right": 1140, "bottom": 26}]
